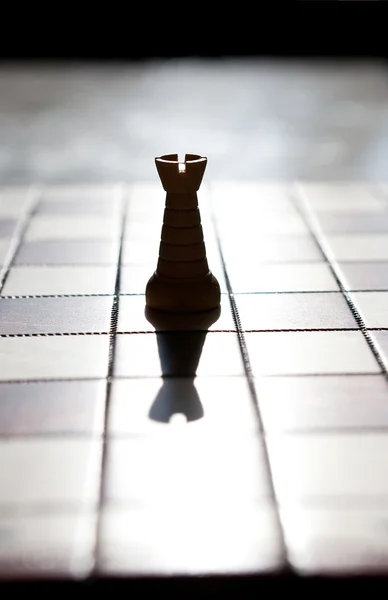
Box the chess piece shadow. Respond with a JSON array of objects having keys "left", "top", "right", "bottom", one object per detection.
[{"left": 145, "top": 306, "right": 221, "bottom": 424}]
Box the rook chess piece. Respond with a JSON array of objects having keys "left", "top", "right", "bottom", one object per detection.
[{"left": 145, "top": 153, "right": 221, "bottom": 312}]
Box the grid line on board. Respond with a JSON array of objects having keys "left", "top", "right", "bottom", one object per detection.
[
  {"left": 0, "top": 372, "right": 383, "bottom": 385},
  {"left": 3, "top": 288, "right": 388, "bottom": 299},
  {"left": 92, "top": 184, "right": 129, "bottom": 572},
  {"left": 8, "top": 327, "right": 388, "bottom": 338},
  {"left": 292, "top": 183, "right": 388, "bottom": 379},
  {"left": 208, "top": 184, "right": 291, "bottom": 572}
]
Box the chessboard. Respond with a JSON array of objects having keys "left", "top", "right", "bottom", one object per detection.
[{"left": 1, "top": 181, "right": 388, "bottom": 586}]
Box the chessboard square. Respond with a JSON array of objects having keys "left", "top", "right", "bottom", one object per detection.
[
  {"left": 0, "top": 380, "right": 106, "bottom": 435},
  {"left": 338, "top": 262, "right": 388, "bottom": 291},
  {"left": 235, "top": 293, "right": 357, "bottom": 331},
  {"left": 245, "top": 331, "right": 380, "bottom": 375},
  {"left": 216, "top": 202, "right": 298, "bottom": 222},
  {"left": 315, "top": 213, "right": 388, "bottom": 234},
  {"left": 108, "top": 377, "right": 259, "bottom": 435},
  {"left": 121, "top": 239, "right": 160, "bottom": 266},
  {"left": 255, "top": 375, "right": 388, "bottom": 432},
  {"left": 267, "top": 433, "right": 388, "bottom": 501},
  {"left": 127, "top": 208, "right": 164, "bottom": 225},
  {"left": 369, "top": 331, "right": 388, "bottom": 371},
  {"left": 2, "top": 265, "right": 117, "bottom": 297},
  {"left": 103, "top": 436, "right": 270, "bottom": 505},
  {"left": 227, "top": 263, "right": 339, "bottom": 293},
  {"left": 129, "top": 182, "right": 162, "bottom": 202},
  {"left": 217, "top": 213, "right": 309, "bottom": 235},
  {"left": 114, "top": 332, "right": 244, "bottom": 378},
  {"left": 0, "top": 219, "right": 18, "bottom": 238},
  {"left": 37, "top": 198, "right": 123, "bottom": 215},
  {"left": 14, "top": 240, "right": 120, "bottom": 265},
  {"left": 0, "top": 241, "right": 10, "bottom": 266},
  {"left": 114, "top": 334, "right": 161, "bottom": 377},
  {"left": 349, "top": 292, "right": 388, "bottom": 328},
  {"left": 0, "top": 336, "right": 109, "bottom": 380},
  {"left": 124, "top": 218, "right": 161, "bottom": 240},
  {"left": 98, "top": 503, "right": 283, "bottom": 576},
  {"left": 211, "top": 183, "right": 292, "bottom": 205},
  {"left": 117, "top": 294, "right": 235, "bottom": 333},
  {"left": 117, "top": 295, "right": 152, "bottom": 332},
  {"left": 298, "top": 184, "right": 385, "bottom": 212},
  {"left": 220, "top": 235, "right": 322, "bottom": 263},
  {"left": 325, "top": 234, "right": 388, "bottom": 261},
  {"left": 41, "top": 184, "right": 121, "bottom": 203},
  {"left": 119, "top": 265, "right": 152, "bottom": 294},
  {"left": 126, "top": 205, "right": 164, "bottom": 223},
  {"left": 281, "top": 506, "right": 388, "bottom": 576},
  {"left": 0, "top": 297, "right": 113, "bottom": 334},
  {"left": 0, "top": 438, "right": 102, "bottom": 506},
  {"left": 0, "top": 511, "right": 96, "bottom": 579},
  {"left": 24, "top": 215, "right": 121, "bottom": 242},
  {"left": 0, "top": 190, "right": 29, "bottom": 217}
]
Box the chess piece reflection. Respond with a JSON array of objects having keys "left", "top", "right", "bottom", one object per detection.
[
  {"left": 146, "top": 153, "right": 221, "bottom": 313},
  {"left": 145, "top": 306, "right": 220, "bottom": 423}
]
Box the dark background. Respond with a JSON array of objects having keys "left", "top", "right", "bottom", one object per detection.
[{"left": 0, "top": 2, "right": 385, "bottom": 61}]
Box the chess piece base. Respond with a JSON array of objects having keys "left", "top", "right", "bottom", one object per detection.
[{"left": 145, "top": 271, "right": 221, "bottom": 313}]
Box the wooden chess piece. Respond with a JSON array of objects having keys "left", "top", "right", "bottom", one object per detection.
[{"left": 145, "top": 153, "right": 221, "bottom": 313}]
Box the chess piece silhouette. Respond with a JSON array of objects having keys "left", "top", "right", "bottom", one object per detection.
[{"left": 146, "top": 153, "right": 221, "bottom": 313}]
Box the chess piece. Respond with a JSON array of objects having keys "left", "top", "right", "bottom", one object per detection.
[{"left": 145, "top": 153, "right": 221, "bottom": 313}]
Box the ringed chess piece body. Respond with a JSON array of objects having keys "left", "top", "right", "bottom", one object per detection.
[{"left": 145, "top": 153, "right": 221, "bottom": 313}]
